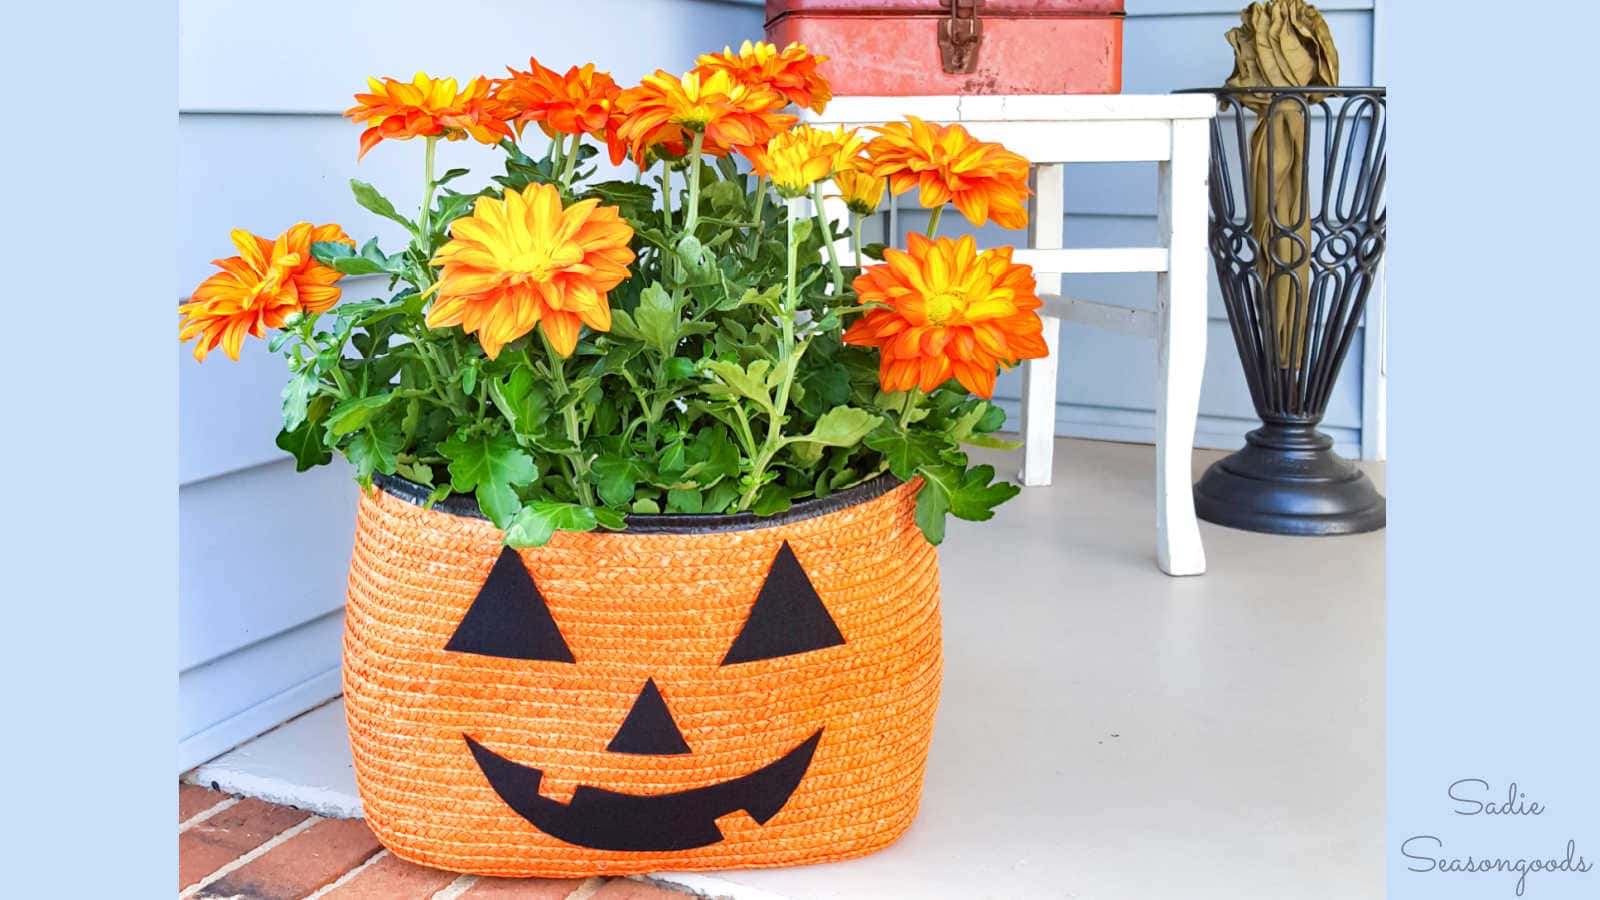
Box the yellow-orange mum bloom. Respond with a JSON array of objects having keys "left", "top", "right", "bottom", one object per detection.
[
  {"left": 345, "top": 73, "right": 514, "bottom": 160},
  {"left": 496, "top": 58, "right": 620, "bottom": 140},
  {"left": 427, "top": 183, "right": 635, "bottom": 359},
  {"left": 832, "top": 165, "right": 887, "bottom": 215},
  {"left": 866, "top": 116, "right": 1032, "bottom": 230},
  {"left": 616, "top": 68, "right": 796, "bottom": 164},
  {"left": 843, "top": 233, "right": 1047, "bottom": 398},
  {"left": 179, "top": 224, "right": 354, "bottom": 362},
  {"left": 695, "top": 40, "right": 832, "bottom": 114},
  {"left": 748, "top": 125, "right": 863, "bottom": 197}
]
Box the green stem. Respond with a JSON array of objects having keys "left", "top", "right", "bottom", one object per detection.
[
  {"left": 782, "top": 212, "right": 798, "bottom": 354},
  {"left": 925, "top": 205, "right": 943, "bottom": 239},
  {"left": 897, "top": 390, "right": 920, "bottom": 428},
  {"left": 661, "top": 168, "right": 674, "bottom": 230},
  {"left": 746, "top": 176, "right": 769, "bottom": 257},
  {"left": 739, "top": 218, "right": 805, "bottom": 510},
  {"left": 543, "top": 335, "right": 596, "bottom": 506},
  {"left": 419, "top": 136, "right": 439, "bottom": 254},
  {"left": 413, "top": 341, "right": 463, "bottom": 412},
  {"left": 559, "top": 133, "right": 581, "bottom": 189},
  {"left": 683, "top": 131, "right": 706, "bottom": 234},
  {"left": 811, "top": 183, "right": 845, "bottom": 294},
  {"left": 851, "top": 211, "right": 863, "bottom": 268}
]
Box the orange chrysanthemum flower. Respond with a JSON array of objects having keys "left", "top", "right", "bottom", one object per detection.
[
  {"left": 345, "top": 73, "right": 514, "bottom": 160},
  {"left": 866, "top": 116, "right": 1032, "bottom": 230},
  {"left": 843, "top": 233, "right": 1047, "bottom": 398},
  {"left": 598, "top": 107, "right": 632, "bottom": 166},
  {"left": 695, "top": 40, "right": 832, "bottom": 114},
  {"left": 615, "top": 68, "right": 796, "bottom": 164},
  {"left": 747, "top": 125, "right": 863, "bottom": 197},
  {"left": 179, "top": 224, "right": 354, "bottom": 362},
  {"left": 427, "top": 182, "right": 635, "bottom": 359},
  {"left": 496, "top": 58, "right": 621, "bottom": 140},
  {"left": 833, "top": 166, "right": 887, "bottom": 216}
]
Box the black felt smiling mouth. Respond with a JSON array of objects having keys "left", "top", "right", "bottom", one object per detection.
[{"left": 464, "top": 730, "right": 823, "bottom": 851}]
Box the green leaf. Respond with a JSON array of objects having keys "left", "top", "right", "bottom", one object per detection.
[
  {"left": 430, "top": 192, "right": 481, "bottom": 235},
  {"left": 634, "top": 282, "right": 679, "bottom": 356},
  {"left": 865, "top": 426, "right": 943, "bottom": 480},
  {"left": 396, "top": 460, "right": 434, "bottom": 486},
  {"left": 607, "top": 308, "right": 644, "bottom": 341},
  {"left": 702, "top": 180, "right": 746, "bottom": 215},
  {"left": 975, "top": 402, "right": 1008, "bottom": 433},
  {"left": 401, "top": 398, "right": 423, "bottom": 441},
  {"left": 276, "top": 419, "right": 332, "bottom": 472},
  {"left": 487, "top": 367, "right": 550, "bottom": 436},
  {"left": 326, "top": 394, "right": 394, "bottom": 437},
  {"left": 963, "top": 432, "right": 1023, "bottom": 450},
  {"left": 582, "top": 180, "right": 657, "bottom": 217},
  {"left": 312, "top": 237, "right": 402, "bottom": 276},
  {"left": 346, "top": 428, "right": 402, "bottom": 485},
  {"left": 909, "top": 462, "right": 1022, "bottom": 545},
  {"left": 791, "top": 406, "right": 881, "bottom": 448},
  {"left": 683, "top": 431, "right": 739, "bottom": 484},
  {"left": 751, "top": 483, "right": 795, "bottom": 517},
  {"left": 658, "top": 438, "right": 687, "bottom": 476},
  {"left": 724, "top": 283, "right": 783, "bottom": 314},
  {"left": 662, "top": 356, "right": 697, "bottom": 380},
  {"left": 913, "top": 478, "right": 949, "bottom": 545},
  {"left": 666, "top": 488, "right": 703, "bottom": 514},
  {"left": 592, "top": 456, "right": 642, "bottom": 507},
  {"left": 436, "top": 167, "right": 471, "bottom": 185},
  {"left": 862, "top": 242, "right": 888, "bottom": 261},
  {"left": 947, "top": 402, "right": 990, "bottom": 442},
  {"left": 350, "top": 179, "right": 416, "bottom": 233},
  {"left": 504, "top": 501, "right": 601, "bottom": 548},
  {"left": 281, "top": 369, "right": 318, "bottom": 432},
  {"left": 790, "top": 439, "right": 825, "bottom": 466},
  {"left": 674, "top": 234, "right": 718, "bottom": 284},
  {"left": 702, "top": 359, "right": 773, "bottom": 410},
  {"left": 440, "top": 431, "right": 538, "bottom": 528}
]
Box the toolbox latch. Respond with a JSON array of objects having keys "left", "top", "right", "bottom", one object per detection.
[{"left": 938, "top": 0, "right": 984, "bottom": 75}]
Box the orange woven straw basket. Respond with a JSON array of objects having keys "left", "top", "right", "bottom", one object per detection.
[{"left": 343, "top": 473, "right": 943, "bottom": 877}]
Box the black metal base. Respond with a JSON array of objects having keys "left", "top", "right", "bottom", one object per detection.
[{"left": 1194, "top": 424, "right": 1386, "bottom": 536}]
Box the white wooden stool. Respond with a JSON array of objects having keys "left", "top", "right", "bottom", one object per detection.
[{"left": 806, "top": 95, "right": 1215, "bottom": 576}]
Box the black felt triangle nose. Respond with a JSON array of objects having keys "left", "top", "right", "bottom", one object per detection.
[{"left": 606, "top": 679, "right": 691, "bottom": 756}]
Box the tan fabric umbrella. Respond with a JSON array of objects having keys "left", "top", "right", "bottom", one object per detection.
[{"left": 1224, "top": 0, "right": 1339, "bottom": 369}]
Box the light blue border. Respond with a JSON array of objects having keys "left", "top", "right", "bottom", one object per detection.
[
  {"left": 1387, "top": 2, "right": 1599, "bottom": 898},
  {"left": 5, "top": 4, "right": 177, "bottom": 894}
]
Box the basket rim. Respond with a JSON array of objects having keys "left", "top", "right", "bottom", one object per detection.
[{"left": 371, "top": 471, "right": 907, "bottom": 536}]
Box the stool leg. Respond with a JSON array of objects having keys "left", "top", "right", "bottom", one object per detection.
[
  {"left": 1020, "top": 163, "right": 1066, "bottom": 487},
  {"left": 1155, "top": 119, "right": 1209, "bottom": 576},
  {"left": 1019, "top": 315, "right": 1062, "bottom": 486}
]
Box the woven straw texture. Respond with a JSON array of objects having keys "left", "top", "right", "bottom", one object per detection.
[{"left": 343, "top": 478, "right": 943, "bottom": 877}]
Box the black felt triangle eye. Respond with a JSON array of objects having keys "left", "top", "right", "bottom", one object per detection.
[
  {"left": 721, "top": 541, "right": 846, "bottom": 665},
  {"left": 445, "top": 546, "right": 576, "bottom": 662}
]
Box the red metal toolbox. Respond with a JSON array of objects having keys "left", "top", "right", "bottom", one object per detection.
[{"left": 765, "top": 0, "right": 1124, "bottom": 96}]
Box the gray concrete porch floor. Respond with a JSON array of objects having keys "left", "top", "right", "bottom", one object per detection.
[{"left": 190, "top": 437, "right": 1385, "bottom": 900}]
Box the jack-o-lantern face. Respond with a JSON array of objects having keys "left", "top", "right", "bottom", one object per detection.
[
  {"left": 446, "top": 542, "right": 843, "bottom": 852},
  {"left": 342, "top": 476, "right": 943, "bottom": 877}
]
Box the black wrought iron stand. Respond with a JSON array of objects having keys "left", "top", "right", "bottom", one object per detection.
[{"left": 1189, "top": 86, "right": 1386, "bottom": 535}]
